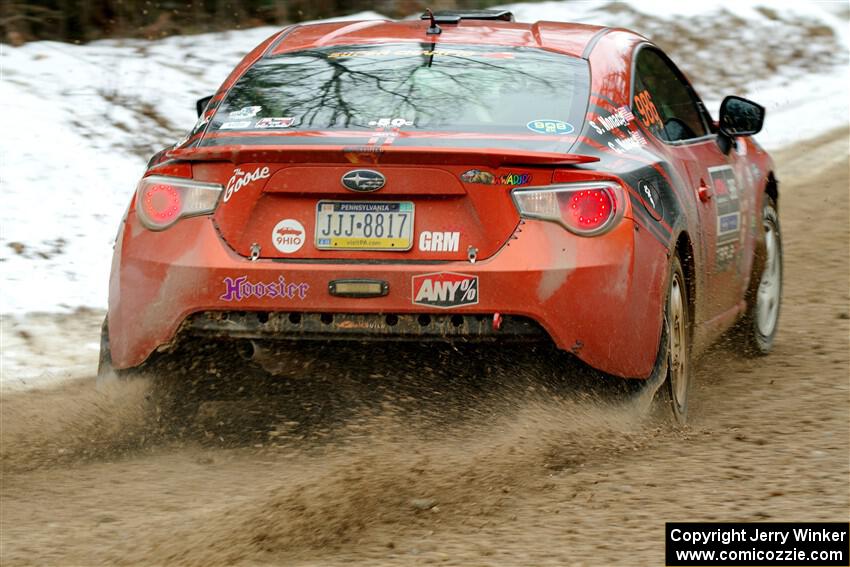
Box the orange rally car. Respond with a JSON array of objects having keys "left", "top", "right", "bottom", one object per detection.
[{"left": 99, "top": 9, "right": 783, "bottom": 422}]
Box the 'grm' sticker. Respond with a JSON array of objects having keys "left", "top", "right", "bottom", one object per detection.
[
  {"left": 526, "top": 120, "right": 574, "bottom": 135},
  {"left": 418, "top": 231, "right": 460, "bottom": 252}
]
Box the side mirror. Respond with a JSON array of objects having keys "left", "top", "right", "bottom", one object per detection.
[
  {"left": 718, "top": 95, "right": 765, "bottom": 137},
  {"left": 196, "top": 95, "right": 213, "bottom": 118}
]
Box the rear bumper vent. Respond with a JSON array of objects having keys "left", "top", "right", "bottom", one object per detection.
[{"left": 186, "top": 311, "right": 545, "bottom": 343}]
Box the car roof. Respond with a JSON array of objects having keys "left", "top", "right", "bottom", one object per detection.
[{"left": 267, "top": 19, "right": 641, "bottom": 60}]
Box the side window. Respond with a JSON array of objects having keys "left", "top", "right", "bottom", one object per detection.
[{"left": 632, "top": 48, "right": 709, "bottom": 143}]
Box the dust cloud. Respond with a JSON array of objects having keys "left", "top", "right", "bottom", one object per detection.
[{"left": 1, "top": 129, "right": 848, "bottom": 566}]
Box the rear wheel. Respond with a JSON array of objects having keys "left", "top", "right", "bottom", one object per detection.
[
  {"left": 665, "top": 257, "right": 691, "bottom": 424},
  {"left": 635, "top": 254, "right": 692, "bottom": 424},
  {"left": 734, "top": 196, "right": 782, "bottom": 355},
  {"left": 97, "top": 317, "right": 152, "bottom": 385},
  {"left": 97, "top": 317, "right": 199, "bottom": 435}
]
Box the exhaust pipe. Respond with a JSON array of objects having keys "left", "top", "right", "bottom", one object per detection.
[{"left": 236, "top": 340, "right": 256, "bottom": 360}]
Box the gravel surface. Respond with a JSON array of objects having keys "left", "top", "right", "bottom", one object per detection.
[{"left": 1, "top": 129, "right": 848, "bottom": 566}]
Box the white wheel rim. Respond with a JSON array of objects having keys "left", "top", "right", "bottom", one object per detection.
[
  {"left": 756, "top": 219, "right": 781, "bottom": 337},
  {"left": 669, "top": 274, "right": 687, "bottom": 406}
]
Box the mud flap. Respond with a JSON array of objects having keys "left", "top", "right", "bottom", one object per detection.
[
  {"left": 96, "top": 318, "right": 118, "bottom": 389},
  {"left": 630, "top": 298, "right": 669, "bottom": 415}
]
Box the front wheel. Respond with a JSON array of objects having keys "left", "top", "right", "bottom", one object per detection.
[{"left": 735, "top": 196, "right": 782, "bottom": 355}]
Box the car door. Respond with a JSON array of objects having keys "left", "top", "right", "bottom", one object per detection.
[{"left": 631, "top": 46, "right": 746, "bottom": 323}]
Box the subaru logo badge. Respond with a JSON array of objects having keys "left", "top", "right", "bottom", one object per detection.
[{"left": 341, "top": 169, "right": 385, "bottom": 192}]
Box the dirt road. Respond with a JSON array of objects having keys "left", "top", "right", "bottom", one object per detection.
[{"left": 1, "top": 129, "right": 848, "bottom": 566}]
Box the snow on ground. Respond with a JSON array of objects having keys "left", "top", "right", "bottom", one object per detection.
[
  {"left": 0, "top": 12, "right": 384, "bottom": 316},
  {"left": 0, "top": 1, "right": 847, "bottom": 321},
  {"left": 0, "top": 309, "right": 104, "bottom": 390}
]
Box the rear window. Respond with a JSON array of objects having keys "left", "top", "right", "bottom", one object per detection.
[{"left": 205, "top": 43, "right": 589, "bottom": 152}]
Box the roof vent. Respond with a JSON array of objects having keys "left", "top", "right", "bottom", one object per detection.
[{"left": 419, "top": 9, "right": 515, "bottom": 24}]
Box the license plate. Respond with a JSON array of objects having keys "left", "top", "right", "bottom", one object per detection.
[{"left": 315, "top": 201, "right": 414, "bottom": 251}]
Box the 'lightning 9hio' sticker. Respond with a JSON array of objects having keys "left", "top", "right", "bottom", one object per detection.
[
  {"left": 412, "top": 272, "right": 479, "bottom": 309},
  {"left": 272, "top": 219, "right": 305, "bottom": 253}
]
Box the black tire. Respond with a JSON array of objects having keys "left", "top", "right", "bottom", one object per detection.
[
  {"left": 664, "top": 255, "right": 692, "bottom": 424},
  {"left": 98, "top": 316, "right": 257, "bottom": 396},
  {"left": 97, "top": 316, "right": 209, "bottom": 435},
  {"left": 97, "top": 316, "right": 203, "bottom": 439},
  {"left": 734, "top": 195, "right": 782, "bottom": 355},
  {"left": 635, "top": 254, "right": 692, "bottom": 425}
]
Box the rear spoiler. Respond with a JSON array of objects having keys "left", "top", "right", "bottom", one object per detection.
[{"left": 167, "top": 145, "right": 599, "bottom": 168}]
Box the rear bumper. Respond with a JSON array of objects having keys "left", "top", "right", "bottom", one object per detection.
[{"left": 108, "top": 213, "right": 668, "bottom": 378}]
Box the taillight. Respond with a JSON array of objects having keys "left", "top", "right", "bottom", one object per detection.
[
  {"left": 512, "top": 181, "right": 623, "bottom": 236},
  {"left": 134, "top": 175, "right": 222, "bottom": 231},
  {"left": 141, "top": 183, "right": 181, "bottom": 225},
  {"left": 564, "top": 189, "right": 614, "bottom": 232}
]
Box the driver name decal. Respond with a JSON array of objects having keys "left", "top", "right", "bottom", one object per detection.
[
  {"left": 607, "top": 130, "right": 648, "bottom": 154},
  {"left": 589, "top": 106, "right": 635, "bottom": 134}
]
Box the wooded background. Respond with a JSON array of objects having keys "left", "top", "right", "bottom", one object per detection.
[{"left": 1, "top": 0, "right": 517, "bottom": 44}]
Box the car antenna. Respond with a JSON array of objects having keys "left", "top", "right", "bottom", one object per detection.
[{"left": 425, "top": 9, "right": 442, "bottom": 35}]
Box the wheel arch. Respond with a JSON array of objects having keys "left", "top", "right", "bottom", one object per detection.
[
  {"left": 766, "top": 171, "right": 779, "bottom": 206},
  {"left": 674, "top": 231, "right": 696, "bottom": 340}
]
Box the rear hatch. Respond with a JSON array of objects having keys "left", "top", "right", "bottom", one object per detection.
[
  {"left": 188, "top": 150, "right": 595, "bottom": 261},
  {"left": 180, "top": 40, "right": 593, "bottom": 261},
  {"left": 195, "top": 160, "right": 551, "bottom": 260}
]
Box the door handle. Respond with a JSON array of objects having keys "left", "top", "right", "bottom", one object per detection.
[{"left": 697, "top": 179, "right": 713, "bottom": 202}]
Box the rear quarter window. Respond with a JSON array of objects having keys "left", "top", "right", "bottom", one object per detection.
[{"left": 632, "top": 47, "right": 709, "bottom": 143}]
